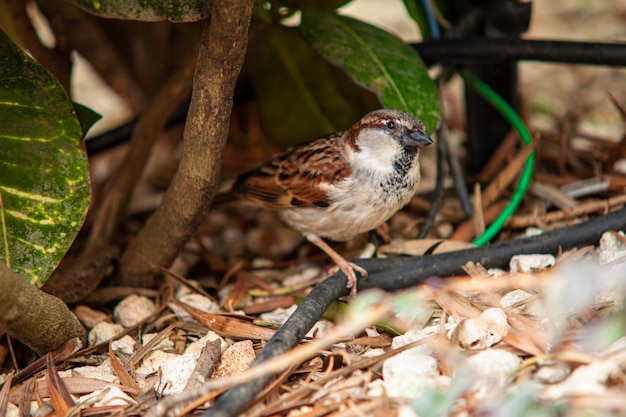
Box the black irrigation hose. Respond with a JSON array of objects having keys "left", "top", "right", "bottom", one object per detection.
[
  {"left": 84, "top": 99, "right": 190, "bottom": 156},
  {"left": 204, "top": 207, "right": 626, "bottom": 417},
  {"left": 413, "top": 39, "right": 626, "bottom": 67},
  {"left": 202, "top": 276, "right": 345, "bottom": 417}
]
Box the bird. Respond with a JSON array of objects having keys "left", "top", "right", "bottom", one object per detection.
[{"left": 227, "top": 109, "right": 433, "bottom": 295}]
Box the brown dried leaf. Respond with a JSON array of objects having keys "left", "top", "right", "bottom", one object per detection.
[
  {"left": 13, "top": 337, "right": 82, "bottom": 386},
  {"left": 126, "top": 322, "right": 178, "bottom": 369},
  {"left": 378, "top": 239, "right": 476, "bottom": 257},
  {"left": 529, "top": 181, "right": 578, "bottom": 210},
  {"left": 0, "top": 370, "right": 13, "bottom": 417},
  {"left": 221, "top": 272, "right": 250, "bottom": 311},
  {"left": 242, "top": 295, "right": 297, "bottom": 315},
  {"left": 9, "top": 378, "right": 131, "bottom": 404},
  {"left": 176, "top": 301, "right": 276, "bottom": 340},
  {"left": 108, "top": 344, "right": 142, "bottom": 396},
  {"left": 46, "top": 353, "right": 75, "bottom": 415}
]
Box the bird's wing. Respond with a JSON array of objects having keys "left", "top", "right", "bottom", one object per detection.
[{"left": 233, "top": 133, "right": 351, "bottom": 209}]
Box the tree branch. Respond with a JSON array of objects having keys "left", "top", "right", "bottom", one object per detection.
[
  {"left": 118, "top": 0, "right": 254, "bottom": 287},
  {"left": 0, "top": 261, "right": 85, "bottom": 355}
]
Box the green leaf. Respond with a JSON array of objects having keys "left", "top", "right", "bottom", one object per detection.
[
  {"left": 75, "top": 0, "right": 211, "bottom": 22},
  {"left": 300, "top": 8, "right": 440, "bottom": 133},
  {"left": 250, "top": 25, "right": 378, "bottom": 147},
  {"left": 0, "top": 30, "right": 91, "bottom": 286},
  {"left": 72, "top": 102, "right": 102, "bottom": 138}
]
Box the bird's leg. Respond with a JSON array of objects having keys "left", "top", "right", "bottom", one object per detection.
[{"left": 306, "top": 234, "right": 368, "bottom": 296}]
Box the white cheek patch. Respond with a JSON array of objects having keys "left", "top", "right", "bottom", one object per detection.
[{"left": 350, "top": 129, "right": 401, "bottom": 175}]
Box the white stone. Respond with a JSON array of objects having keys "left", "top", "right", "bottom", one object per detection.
[
  {"left": 534, "top": 361, "right": 570, "bottom": 384},
  {"left": 260, "top": 305, "right": 297, "bottom": 325},
  {"left": 500, "top": 289, "right": 534, "bottom": 312},
  {"left": 142, "top": 332, "right": 175, "bottom": 351},
  {"left": 597, "top": 231, "right": 626, "bottom": 264},
  {"left": 541, "top": 350, "right": 626, "bottom": 400},
  {"left": 4, "top": 402, "right": 18, "bottom": 417},
  {"left": 136, "top": 350, "right": 179, "bottom": 377},
  {"left": 156, "top": 353, "right": 198, "bottom": 396},
  {"left": 111, "top": 335, "right": 136, "bottom": 355},
  {"left": 465, "top": 349, "right": 521, "bottom": 399},
  {"left": 451, "top": 308, "right": 510, "bottom": 350},
  {"left": 169, "top": 293, "right": 220, "bottom": 322},
  {"left": 382, "top": 348, "right": 449, "bottom": 399},
  {"left": 72, "top": 359, "right": 118, "bottom": 383},
  {"left": 510, "top": 254, "right": 556, "bottom": 273},
  {"left": 88, "top": 322, "right": 124, "bottom": 346},
  {"left": 113, "top": 295, "right": 156, "bottom": 327},
  {"left": 393, "top": 321, "right": 456, "bottom": 351}
]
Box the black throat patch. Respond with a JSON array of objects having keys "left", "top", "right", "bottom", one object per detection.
[
  {"left": 377, "top": 146, "right": 419, "bottom": 201},
  {"left": 392, "top": 146, "right": 418, "bottom": 179}
]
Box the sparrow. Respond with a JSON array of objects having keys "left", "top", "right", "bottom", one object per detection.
[{"left": 229, "top": 109, "right": 433, "bottom": 295}]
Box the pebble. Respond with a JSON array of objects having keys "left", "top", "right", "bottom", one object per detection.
[
  {"left": 156, "top": 353, "right": 198, "bottom": 396},
  {"left": 510, "top": 254, "right": 556, "bottom": 273},
  {"left": 597, "top": 230, "right": 626, "bottom": 264},
  {"left": 451, "top": 308, "right": 510, "bottom": 350},
  {"left": 382, "top": 348, "right": 449, "bottom": 399},
  {"left": 466, "top": 349, "right": 522, "bottom": 399},
  {"left": 88, "top": 322, "right": 124, "bottom": 347},
  {"left": 113, "top": 295, "right": 156, "bottom": 327},
  {"left": 169, "top": 293, "right": 220, "bottom": 322},
  {"left": 212, "top": 340, "right": 255, "bottom": 379}
]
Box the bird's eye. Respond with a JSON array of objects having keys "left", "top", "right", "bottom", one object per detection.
[{"left": 386, "top": 121, "right": 396, "bottom": 130}]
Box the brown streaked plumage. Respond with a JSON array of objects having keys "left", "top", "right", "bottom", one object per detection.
[{"left": 231, "top": 109, "right": 433, "bottom": 295}]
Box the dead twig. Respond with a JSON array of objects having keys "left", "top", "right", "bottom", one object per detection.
[{"left": 507, "top": 193, "right": 626, "bottom": 229}]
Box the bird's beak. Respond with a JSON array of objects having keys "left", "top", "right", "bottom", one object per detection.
[{"left": 401, "top": 130, "right": 433, "bottom": 148}]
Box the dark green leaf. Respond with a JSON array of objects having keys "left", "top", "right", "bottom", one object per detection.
[
  {"left": 0, "top": 30, "right": 91, "bottom": 286},
  {"left": 300, "top": 8, "right": 440, "bottom": 133},
  {"left": 250, "top": 25, "right": 378, "bottom": 147},
  {"left": 72, "top": 102, "right": 102, "bottom": 138},
  {"left": 75, "top": 0, "right": 211, "bottom": 22}
]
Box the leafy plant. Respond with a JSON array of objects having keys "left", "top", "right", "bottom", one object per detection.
[
  {"left": 251, "top": 1, "right": 440, "bottom": 146},
  {"left": 0, "top": 29, "right": 93, "bottom": 286},
  {"left": 0, "top": 0, "right": 440, "bottom": 351}
]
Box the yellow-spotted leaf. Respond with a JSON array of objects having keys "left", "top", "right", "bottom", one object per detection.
[
  {"left": 0, "top": 30, "right": 91, "bottom": 286},
  {"left": 76, "top": 0, "right": 211, "bottom": 22}
]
